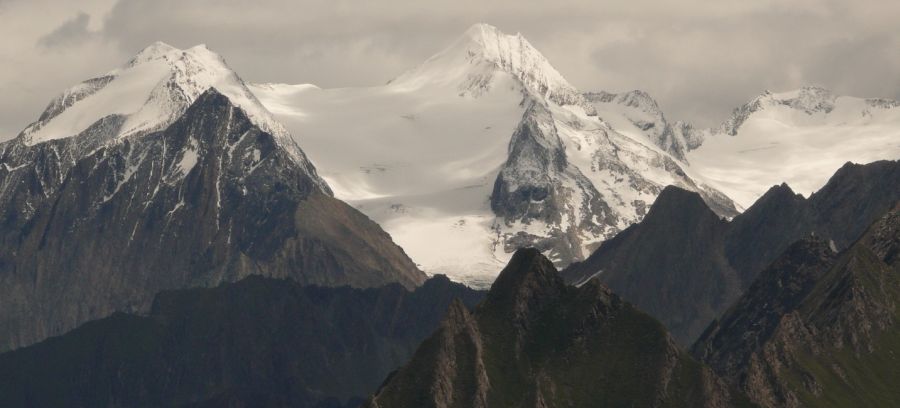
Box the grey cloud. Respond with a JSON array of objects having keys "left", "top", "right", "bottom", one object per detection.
[
  {"left": 37, "top": 11, "right": 96, "bottom": 48},
  {"left": 2, "top": 0, "right": 899, "bottom": 138}
]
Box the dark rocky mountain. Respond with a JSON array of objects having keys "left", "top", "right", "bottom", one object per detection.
[
  {"left": 692, "top": 204, "right": 900, "bottom": 407},
  {"left": 562, "top": 160, "right": 900, "bottom": 345},
  {"left": 364, "top": 248, "right": 752, "bottom": 408},
  {"left": 491, "top": 100, "right": 612, "bottom": 263},
  {"left": 0, "top": 89, "right": 426, "bottom": 351},
  {"left": 563, "top": 186, "right": 739, "bottom": 346},
  {"left": 0, "top": 274, "right": 483, "bottom": 408}
]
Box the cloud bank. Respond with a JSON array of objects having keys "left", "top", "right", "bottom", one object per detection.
[{"left": 1, "top": 0, "right": 898, "bottom": 139}]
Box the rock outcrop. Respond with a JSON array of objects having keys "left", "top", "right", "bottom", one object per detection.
[{"left": 693, "top": 204, "right": 900, "bottom": 407}]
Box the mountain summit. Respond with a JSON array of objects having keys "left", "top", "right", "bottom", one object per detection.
[
  {"left": 392, "top": 23, "right": 596, "bottom": 114},
  {"left": 23, "top": 41, "right": 285, "bottom": 144}
]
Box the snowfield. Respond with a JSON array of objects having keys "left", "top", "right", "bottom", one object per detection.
[
  {"left": 252, "top": 70, "right": 525, "bottom": 284},
  {"left": 687, "top": 88, "right": 900, "bottom": 207}
]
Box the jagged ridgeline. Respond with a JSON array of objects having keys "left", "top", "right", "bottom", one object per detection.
[
  {"left": 693, "top": 204, "right": 900, "bottom": 407},
  {"left": 365, "top": 248, "right": 754, "bottom": 408},
  {"left": 562, "top": 160, "right": 900, "bottom": 346},
  {"left": 0, "top": 43, "right": 426, "bottom": 351}
]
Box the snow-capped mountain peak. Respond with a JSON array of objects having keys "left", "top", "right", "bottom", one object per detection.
[
  {"left": 772, "top": 86, "right": 837, "bottom": 113},
  {"left": 391, "top": 23, "right": 596, "bottom": 115},
  {"left": 715, "top": 85, "right": 891, "bottom": 135},
  {"left": 19, "top": 42, "right": 289, "bottom": 148}
]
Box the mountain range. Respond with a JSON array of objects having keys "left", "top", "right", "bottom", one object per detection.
[
  {"left": 562, "top": 159, "right": 900, "bottom": 345},
  {"left": 250, "top": 24, "right": 743, "bottom": 286},
  {"left": 0, "top": 21, "right": 898, "bottom": 408},
  {"left": 3, "top": 24, "right": 896, "bottom": 292},
  {"left": 251, "top": 24, "right": 900, "bottom": 285}
]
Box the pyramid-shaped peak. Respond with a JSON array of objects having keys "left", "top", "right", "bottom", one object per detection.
[
  {"left": 485, "top": 248, "right": 565, "bottom": 312},
  {"left": 127, "top": 41, "right": 224, "bottom": 68},
  {"left": 132, "top": 41, "right": 178, "bottom": 58},
  {"left": 462, "top": 23, "right": 513, "bottom": 41},
  {"left": 19, "top": 40, "right": 290, "bottom": 153},
  {"left": 449, "top": 23, "right": 561, "bottom": 80},
  {"left": 649, "top": 186, "right": 715, "bottom": 217},
  {"left": 392, "top": 24, "right": 596, "bottom": 114}
]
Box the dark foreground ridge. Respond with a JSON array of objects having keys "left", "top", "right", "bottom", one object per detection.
[
  {"left": 0, "top": 274, "right": 483, "bottom": 407},
  {"left": 365, "top": 248, "right": 752, "bottom": 408}
]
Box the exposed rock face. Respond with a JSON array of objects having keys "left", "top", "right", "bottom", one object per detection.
[
  {"left": 491, "top": 101, "right": 613, "bottom": 264},
  {"left": 0, "top": 90, "right": 426, "bottom": 351},
  {"left": 693, "top": 205, "right": 900, "bottom": 407},
  {"left": 562, "top": 160, "right": 900, "bottom": 346},
  {"left": 691, "top": 237, "right": 838, "bottom": 395},
  {"left": 718, "top": 87, "right": 838, "bottom": 136},
  {"left": 490, "top": 98, "right": 739, "bottom": 269},
  {"left": 365, "top": 248, "right": 750, "bottom": 408},
  {"left": 0, "top": 275, "right": 484, "bottom": 407}
]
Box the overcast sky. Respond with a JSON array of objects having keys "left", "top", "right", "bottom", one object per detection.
[{"left": 1, "top": 0, "right": 898, "bottom": 139}]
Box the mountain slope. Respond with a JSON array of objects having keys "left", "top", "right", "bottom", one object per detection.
[
  {"left": 250, "top": 23, "right": 737, "bottom": 286},
  {"left": 0, "top": 89, "right": 426, "bottom": 351},
  {"left": 0, "top": 275, "right": 484, "bottom": 408},
  {"left": 364, "top": 248, "right": 751, "bottom": 408},
  {"left": 692, "top": 205, "right": 900, "bottom": 407},
  {"left": 562, "top": 160, "right": 900, "bottom": 345}
]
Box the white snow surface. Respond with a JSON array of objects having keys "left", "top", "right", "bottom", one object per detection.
[
  {"left": 251, "top": 73, "right": 524, "bottom": 285},
  {"left": 391, "top": 23, "right": 594, "bottom": 113},
  {"left": 251, "top": 24, "right": 729, "bottom": 286},
  {"left": 19, "top": 42, "right": 289, "bottom": 146},
  {"left": 688, "top": 87, "right": 900, "bottom": 207}
]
